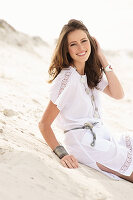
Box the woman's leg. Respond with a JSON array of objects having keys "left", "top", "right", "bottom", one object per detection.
[{"left": 96, "top": 162, "right": 133, "bottom": 183}]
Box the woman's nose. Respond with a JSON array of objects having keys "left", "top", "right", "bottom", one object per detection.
[{"left": 77, "top": 44, "right": 84, "bottom": 52}]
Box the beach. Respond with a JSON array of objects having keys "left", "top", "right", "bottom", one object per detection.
[{"left": 0, "top": 20, "right": 133, "bottom": 200}]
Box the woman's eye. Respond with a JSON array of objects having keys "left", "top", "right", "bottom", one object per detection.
[
  {"left": 70, "top": 40, "right": 87, "bottom": 46},
  {"left": 70, "top": 43, "right": 76, "bottom": 46},
  {"left": 82, "top": 40, "right": 87, "bottom": 43}
]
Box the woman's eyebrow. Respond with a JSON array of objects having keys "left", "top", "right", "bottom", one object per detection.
[{"left": 69, "top": 37, "right": 88, "bottom": 45}]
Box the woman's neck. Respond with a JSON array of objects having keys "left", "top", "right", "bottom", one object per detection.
[{"left": 72, "top": 62, "right": 85, "bottom": 75}]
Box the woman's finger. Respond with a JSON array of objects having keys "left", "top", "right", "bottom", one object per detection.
[
  {"left": 70, "top": 156, "right": 79, "bottom": 167},
  {"left": 61, "top": 160, "right": 68, "bottom": 168},
  {"left": 61, "top": 155, "right": 79, "bottom": 168},
  {"left": 61, "top": 159, "right": 78, "bottom": 168},
  {"left": 67, "top": 158, "right": 78, "bottom": 168},
  {"left": 70, "top": 155, "right": 78, "bottom": 162},
  {"left": 65, "top": 160, "right": 75, "bottom": 168},
  {"left": 61, "top": 159, "right": 73, "bottom": 168}
]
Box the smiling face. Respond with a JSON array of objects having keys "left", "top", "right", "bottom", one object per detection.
[{"left": 67, "top": 29, "right": 91, "bottom": 66}]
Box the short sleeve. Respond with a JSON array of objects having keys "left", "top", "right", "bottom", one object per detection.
[
  {"left": 97, "top": 74, "right": 108, "bottom": 91},
  {"left": 48, "top": 69, "right": 75, "bottom": 111}
]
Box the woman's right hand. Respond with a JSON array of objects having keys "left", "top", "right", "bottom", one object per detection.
[{"left": 60, "top": 154, "right": 79, "bottom": 168}]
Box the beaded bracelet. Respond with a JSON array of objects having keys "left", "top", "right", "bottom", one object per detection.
[{"left": 53, "top": 145, "right": 69, "bottom": 159}]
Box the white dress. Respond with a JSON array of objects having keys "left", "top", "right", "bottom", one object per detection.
[{"left": 49, "top": 66, "right": 133, "bottom": 180}]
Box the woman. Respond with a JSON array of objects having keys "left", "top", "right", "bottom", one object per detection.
[{"left": 39, "top": 19, "right": 133, "bottom": 182}]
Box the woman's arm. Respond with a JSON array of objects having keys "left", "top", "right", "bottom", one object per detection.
[
  {"left": 38, "top": 100, "right": 79, "bottom": 168},
  {"left": 93, "top": 37, "right": 124, "bottom": 99},
  {"left": 38, "top": 100, "right": 60, "bottom": 150},
  {"left": 98, "top": 53, "right": 125, "bottom": 99}
]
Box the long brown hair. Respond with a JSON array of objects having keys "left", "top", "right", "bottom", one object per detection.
[{"left": 48, "top": 19, "right": 104, "bottom": 89}]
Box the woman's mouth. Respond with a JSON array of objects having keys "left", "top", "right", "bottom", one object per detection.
[{"left": 77, "top": 51, "right": 87, "bottom": 56}]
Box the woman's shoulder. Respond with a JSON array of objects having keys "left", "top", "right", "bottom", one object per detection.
[
  {"left": 48, "top": 66, "right": 76, "bottom": 110},
  {"left": 58, "top": 66, "right": 74, "bottom": 76},
  {"left": 48, "top": 66, "right": 76, "bottom": 108},
  {"left": 53, "top": 66, "right": 75, "bottom": 83}
]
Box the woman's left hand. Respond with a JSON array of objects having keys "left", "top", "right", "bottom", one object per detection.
[
  {"left": 92, "top": 37, "right": 103, "bottom": 56},
  {"left": 93, "top": 37, "right": 109, "bottom": 68}
]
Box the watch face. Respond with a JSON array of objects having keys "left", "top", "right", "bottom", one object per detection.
[{"left": 105, "top": 65, "right": 113, "bottom": 71}]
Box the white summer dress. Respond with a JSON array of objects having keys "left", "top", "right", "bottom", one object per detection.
[{"left": 48, "top": 66, "right": 133, "bottom": 180}]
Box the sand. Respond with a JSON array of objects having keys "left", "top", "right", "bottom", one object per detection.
[{"left": 0, "top": 20, "right": 133, "bottom": 200}]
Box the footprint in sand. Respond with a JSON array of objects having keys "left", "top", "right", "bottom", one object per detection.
[{"left": 3, "top": 109, "right": 18, "bottom": 117}]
